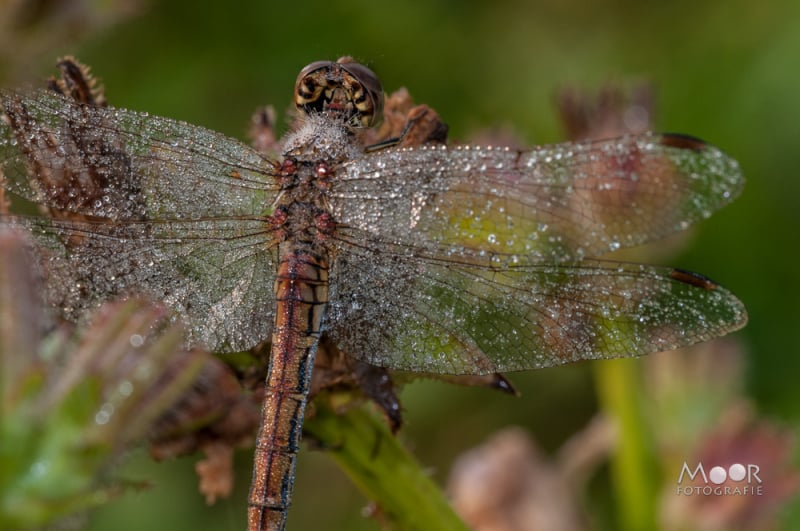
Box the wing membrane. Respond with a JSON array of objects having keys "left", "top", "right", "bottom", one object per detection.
[
  {"left": 0, "top": 89, "right": 278, "bottom": 220},
  {"left": 326, "top": 228, "right": 747, "bottom": 374},
  {"left": 5, "top": 215, "right": 277, "bottom": 352},
  {"left": 336, "top": 134, "right": 743, "bottom": 262}
]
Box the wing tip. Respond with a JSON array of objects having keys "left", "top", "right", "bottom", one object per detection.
[
  {"left": 669, "top": 267, "right": 749, "bottom": 331},
  {"left": 659, "top": 132, "right": 745, "bottom": 207}
]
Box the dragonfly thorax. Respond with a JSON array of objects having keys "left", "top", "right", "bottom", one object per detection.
[
  {"left": 281, "top": 112, "right": 364, "bottom": 163},
  {"left": 270, "top": 202, "right": 336, "bottom": 245}
]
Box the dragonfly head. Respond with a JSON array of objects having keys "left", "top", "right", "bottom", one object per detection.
[{"left": 294, "top": 57, "right": 384, "bottom": 129}]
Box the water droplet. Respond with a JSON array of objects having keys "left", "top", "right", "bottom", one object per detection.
[
  {"left": 129, "top": 334, "right": 144, "bottom": 347},
  {"left": 118, "top": 380, "right": 134, "bottom": 397},
  {"left": 95, "top": 402, "right": 115, "bottom": 425}
]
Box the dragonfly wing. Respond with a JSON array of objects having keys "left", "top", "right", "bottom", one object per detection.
[
  {"left": 0, "top": 89, "right": 278, "bottom": 219},
  {"left": 326, "top": 229, "right": 747, "bottom": 375},
  {"left": 336, "top": 134, "right": 743, "bottom": 261},
  {"left": 5, "top": 216, "right": 277, "bottom": 352}
]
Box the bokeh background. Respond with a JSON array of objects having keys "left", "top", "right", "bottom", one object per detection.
[{"left": 2, "top": 0, "right": 798, "bottom": 529}]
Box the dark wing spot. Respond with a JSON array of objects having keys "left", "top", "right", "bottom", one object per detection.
[
  {"left": 670, "top": 268, "right": 718, "bottom": 290},
  {"left": 660, "top": 133, "right": 707, "bottom": 152}
]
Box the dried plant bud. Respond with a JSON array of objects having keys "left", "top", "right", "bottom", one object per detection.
[
  {"left": 47, "top": 56, "right": 107, "bottom": 106},
  {"left": 249, "top": 105, "right": 280, "bottom": 157},
  {"left": 448, "top": 428, "right": 586, "bottom": 531},
  {"left": 557, "top": 82, "right": 655, "bottom": 141},
  {"left": 361, "top": 87, "right": 449, "bottom": 147}
]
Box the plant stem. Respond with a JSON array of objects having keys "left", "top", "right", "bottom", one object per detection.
[
  {"left": 594, "top": 358, "right": 658, "bottom": 531},
  {"left": 304, "top": 397, "right": 469, "bottom": 531}
]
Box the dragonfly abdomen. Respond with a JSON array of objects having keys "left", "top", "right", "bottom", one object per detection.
[{"left": 247, "top": 248, "right": 329, "bottom": 531}]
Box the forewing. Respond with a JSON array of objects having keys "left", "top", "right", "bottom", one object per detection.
[
  {"left": 336, "top": 134, "right": 743, "bottom": 261},
  {"left": 6, "top": 215, "right": 277, "bottom": 352},
  {"left": 0, "top": 89, "right": 281, "bottom": 352},
  {"left": 326, "top": 229, "right": 747, "bottom": 374},
  {"left": 0, "top": 89, "right": 278, "bottom": 220}
]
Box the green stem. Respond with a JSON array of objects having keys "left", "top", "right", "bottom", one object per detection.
[
  {"left": 593, "top": 358, "right": 658, "bottom": 531},
  {"left": 304, "top": 397, "right": 469, "bottom": 531}
]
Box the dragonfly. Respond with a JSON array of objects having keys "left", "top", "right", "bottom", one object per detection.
[{"left": 0, "top": 57, "right": 747, "bottom": 530}]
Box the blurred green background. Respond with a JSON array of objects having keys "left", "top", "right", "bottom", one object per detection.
[{"left": 2, "top": 0, "right": 798, "bottom": 529}]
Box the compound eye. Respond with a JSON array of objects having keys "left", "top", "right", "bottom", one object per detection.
[
  {"left": 296, "top": 60, "right": 332, "bottom": 80},
  {"left": 294, "top": 61, "right": 334, "bottom": 112},
  {"left": 337, "top": 59, "right": 384, "bottom": 127},
  {"left": 293, "top": 58, "right": 384, "bottom": 128}
]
